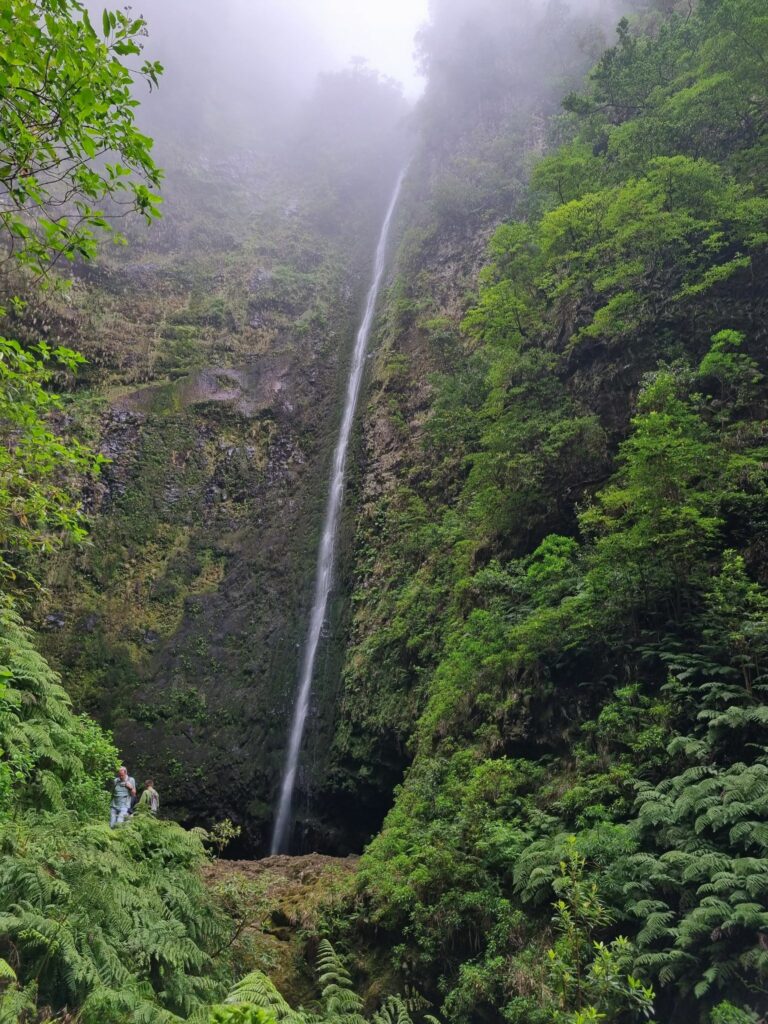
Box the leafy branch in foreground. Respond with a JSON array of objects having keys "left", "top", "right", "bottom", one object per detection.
[
  {"left": 0, "top": 0, "right": 163, "bottom": 279},
  {"left": 0, "top": 0, "right": 165, "bottom": 596}
]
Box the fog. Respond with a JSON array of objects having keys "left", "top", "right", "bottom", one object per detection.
[
  {"left": 104, "top": 0, "right": 634, "bottom": 241},
  {"left": 133, "top": 0, "right": 428, "bottom": 150},
  {"left": 297, "top": 0, "right": 429, "bottom": 97},
  {"left": 127, "top": 0, "right": 628, "bottom": 156}
]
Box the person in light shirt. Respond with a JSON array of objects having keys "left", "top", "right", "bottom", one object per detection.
[{"left": 110, "top": 765, "right": 136, "bottom": 827}]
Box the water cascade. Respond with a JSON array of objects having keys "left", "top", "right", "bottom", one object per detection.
[{"left": 270, "top": 170, "right": 406, "bottom": 854}]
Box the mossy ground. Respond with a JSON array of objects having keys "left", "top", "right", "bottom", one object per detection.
[{"left": 203, "top": 854, "right": 359, "bottom": 1008}]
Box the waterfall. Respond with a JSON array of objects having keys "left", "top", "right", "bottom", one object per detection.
[{"left": 270, "top": 170, "right": 406, "bottom": 855}]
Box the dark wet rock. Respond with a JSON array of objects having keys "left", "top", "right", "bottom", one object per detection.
[{"left": 40, "top": 340, "right": 353, "bottom": 853}]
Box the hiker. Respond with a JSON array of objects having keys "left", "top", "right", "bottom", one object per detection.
[
  {"left": 110, "top": 765, "right": 136, "bottom": 827},
  {"left": 137, "top": 778, "right": 160, "bottom": 816}
]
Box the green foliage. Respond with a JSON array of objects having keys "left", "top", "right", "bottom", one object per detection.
[
  {"left": 224, "top": 971, "right": 300, "bottom": 1023},
  {"left": 206, "top": 819, "right": 243, "bottom": 858},
  {"left": 217, "top": 941, "right": 433, "bottom": 1024},
  {"left": 711, "top": 1002, "right": 759, "bottom": 1024},
  {"left": 0, "top": 955, "right": 36, "bottom": 1023},
  {"left": 315, "top": 938, "right": 366, "bottom": 1022},
  {"left": 0, "top": 609, "right": 229, "bottom": 1020},
  {"left": 532, "top": 156, "right": 765, "bottom": 348},
  {"left": 0, "top": 0, "right": 165, "bottom": 594},
  {"left": 209, "top": 1007, "right": 278, "bottom": 1024},
  {"left": 0, "top": 334, "right": 104, "bottom": 588},
  {"left": 0, "top": 811, "right": 225, "bottom": 1021},
  {"left": 0, "top": 0, "right": 162, "bottom": 278},
  {"left": 546, "top": 842, "right": 655, "bottom": 1023},
  {"left": 341, "top": 0, "right": 768, "bottom": 1021},
  {"left": 0, "top": 608, "right": 116, "bottom": 813}
]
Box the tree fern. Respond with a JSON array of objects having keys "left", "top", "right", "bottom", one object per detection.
[
  {"left": 219, "top": 942, "right": 436, "bottom": 1024},
  {"left": 316, "top": 939, "right": 366, "bottom": 1021},
  {"left": 0, "top": 612, "right": 229, "bottom": 1020},
  {"left": 370, "top": 997, "right": 416, "bottom": 1024},
  {"left": 225, "top": 971, "right": 302, "bottom": 1022}
]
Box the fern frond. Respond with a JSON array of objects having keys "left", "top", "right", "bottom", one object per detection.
[
  {"left": 316, "top": 939, "right": 364, "bottom": 1018},
  {"left": 225, "top": 971, "right": 300, "bottom": 1022}
]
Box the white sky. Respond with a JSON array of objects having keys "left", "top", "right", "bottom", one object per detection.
[
  {"left": 300, "top": 0, "right": 430, "bottom": 96},
  {"left": 135, "top": 0, "right": 431, "bottom": 131}
]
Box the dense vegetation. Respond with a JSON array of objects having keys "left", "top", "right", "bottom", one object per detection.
[
  {"left": 330, "top": 0, "right": 768, "bottom": 1021},
  {"left": 3, "top": 0, "right": 768, "bottom": 1021},
  {"left": 0, "top": 610, "right": 231, "bottom": 1021}
]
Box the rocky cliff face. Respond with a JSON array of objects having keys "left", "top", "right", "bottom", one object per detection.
[{"left": 35, "top": 147, "right": 403, "bottom": 851}]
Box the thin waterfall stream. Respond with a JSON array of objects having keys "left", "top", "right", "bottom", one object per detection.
[{"left": 270, "top": 170, "right": 406, "bottom": 855}]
